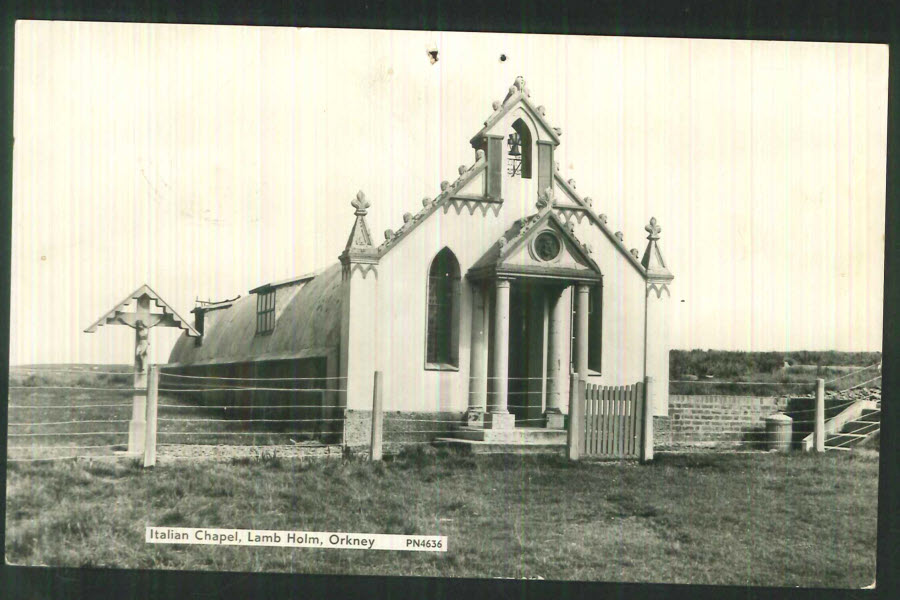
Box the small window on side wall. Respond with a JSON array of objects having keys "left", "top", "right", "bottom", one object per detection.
[
  {"left": 426, "top": 248, "right": 461, "bottom": 369},
  {"left": 256, "top": 290, "right": 276, "bottom": 335}
]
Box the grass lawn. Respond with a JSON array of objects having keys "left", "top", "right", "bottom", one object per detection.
[{"left": 5, "top": 449, "right": 878, "bottom": 587}]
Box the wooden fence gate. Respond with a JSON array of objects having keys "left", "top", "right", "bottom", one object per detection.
[{"left": 581, "top": 381, "right": 646, "bottom": 458}]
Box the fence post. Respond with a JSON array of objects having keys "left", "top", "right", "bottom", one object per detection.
[
  {"left": 370, "top": 371, "right": 383, "bottom": 461},
  {"left": 641, "top": 376, "right": 655, "bottom": 463},
  {"left": 143, "top": 365, "right": 159, "bottom": 467},
  {"left": 815, "top": 377, "right": 825, "bottom": 453},
  {"left": 567, "top": 373, "right": 583, "bottom": 460}
]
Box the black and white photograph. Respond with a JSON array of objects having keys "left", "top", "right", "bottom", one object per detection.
[{"left": 4, "top": 21, "right": 888, "bottom": 589}]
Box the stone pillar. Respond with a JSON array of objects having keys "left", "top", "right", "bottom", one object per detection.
[
  {"left": 574, "top": 283, "right": 591, "bottom": 380},
  {"left": 467, "top": 283, "right": 488, "bottom": 426},
  {"left": 486, "top": 278, "right": 515, "bottom": 430},
  {"left": 338, "top": 192, "right": 380, "bottom": 447},
  {"left": 641, "top": 217, "right": 674, "bottom": 418},
  {"left": 545, "top": 285, "right": 567, "bottom": 429}
]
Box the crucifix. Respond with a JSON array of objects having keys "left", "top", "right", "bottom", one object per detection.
[{"left": 85, "top": 284, "right": 199, "bottom": 454}]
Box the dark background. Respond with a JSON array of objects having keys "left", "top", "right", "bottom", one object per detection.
[{"left": 0, "top": 1, "right": 896, "bottom": 599}]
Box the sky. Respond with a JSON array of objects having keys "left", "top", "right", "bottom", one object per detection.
[{"left": 9, "top": 22, "right": 888, "bottom": 366}]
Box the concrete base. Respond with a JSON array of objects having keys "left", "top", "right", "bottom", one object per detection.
[
  {"left": 451, "top": 425, "right": 567, "bottom": 445},
  {"left": 466, "top": 409, "right": 485, "bottom": 428},
  {"left": 484, "top": 412, "right": 516, "bottom": 430},
  {"left": 434, "top": 438, "right": 566, "bottom": 455},
  {"left": 128, "top": 421, "right": 146, "bottom": 455},
  {"left": 545, "top": 412, "right": 565, "bottom": 429}
]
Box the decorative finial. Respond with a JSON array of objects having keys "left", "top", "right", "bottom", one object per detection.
[
  {"left": 514, "top": 76, "right": 525, "bottom": 91},
  {"left": 536, "top": 188, "right": 550, "bottom": 209},
  {"left": 553, "top": 127, "right": 562, "bottom": 136},
  {"left": 630, "top": 248, "right": 640, "bottom": 259},
  {"left": 458, "top": 165, "right": 467, "bottom": 176},
  {"left": 476, "top": 149, "right": 485, "bottom": 161},
  {"left": 440, "top": 181, "right": 449, "bottom": 191},
  {"left": 384, "top": 229, "right": 394, "bottom": 240},
  {"left": 645, "top": 217, "right": 661, "bottom": 241},
  {"left": 403, "top": 212, "right": 412, "bottom": 223},
  {"left": 492, "top": 100, "right": 501, "bottom": 110},
  {"left": 568, "top": 178, "right": 576, "bottom": 189},
  {"left": 351, "top": 190, "right": 370, "bottom": 215},
  {"left": 567, "top": 222, "right": 576, "bottom": 233},
  {"left": 615, "top": 231, "right": 624, "bottom": 242},
  {"left": 537, "top": 105, "right": 546, "bottom": 116},
  {"left": 599, "top": 214, "right": 608, "bottom": 224},
  {"left": 508, "top": 86, "right": 516, "bottom": 95},
  {"left": 422, "top": 197, "right": 432, "bottom": 207},
  {"left": 584, "top": 196, "right": 593, "bottom": 207}
]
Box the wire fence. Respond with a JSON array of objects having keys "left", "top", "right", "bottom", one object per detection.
[
  {"left": 8, "top": 377, "right": 134, "bottom": 462},
  {"left": 668, "top": 361, "right": 882, "bottom": 397},
  {"left": 8, "top": 365, "right": 881, "bottom": 463}
]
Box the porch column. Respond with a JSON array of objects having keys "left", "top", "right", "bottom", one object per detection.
[
  {"left": 545, "top": 285, "right": 567, "bottom": 429},
  {"left": 486, "top": 278, "right": 515, "bottom": 429},
  {"left": 467, "top": 283, "right": 488, "bottom": 426},
  {"left": 574, "top": 283, "right": 590, "bottom": 380}
]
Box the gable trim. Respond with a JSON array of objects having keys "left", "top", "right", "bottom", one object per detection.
[
  {"left": 375, "top": 157, "right": 490, "bottom": 258},
  {"left": 552, "top": 172, "right": 649, "bottom": 278},
  {"left": 470, "top": 90, "right": 561, "bottom": 148}
]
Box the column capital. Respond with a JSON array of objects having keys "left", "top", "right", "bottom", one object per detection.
[
  {"left": 576, "top": 282, "right": 591, "bottom": 294},
  {"left": 496, "top": 278, "right": 511, "bottom": 289}
]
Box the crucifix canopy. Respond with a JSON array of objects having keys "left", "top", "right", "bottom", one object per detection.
[{"left": 84, "top": 284, "right": 200, "bottom": 337}]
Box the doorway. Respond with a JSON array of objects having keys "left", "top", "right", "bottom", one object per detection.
[{"left": 507, "top": 281, "right": 547, "bottom": 425}]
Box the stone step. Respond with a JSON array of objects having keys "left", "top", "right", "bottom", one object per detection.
[
  {"left": 433, "top": 438, "right": 567, "bottom": 455},
  {"left": 449, "top": 426, "right": 567, "bottom": 444}
]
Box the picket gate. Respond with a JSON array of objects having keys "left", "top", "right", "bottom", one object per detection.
[{"left": 581, "top": 381, "right": 645, "bottom": 458}]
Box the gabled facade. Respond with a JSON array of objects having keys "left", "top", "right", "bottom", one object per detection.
[{"left": 167, "top": 76, "right": 674, "bottom": 445}]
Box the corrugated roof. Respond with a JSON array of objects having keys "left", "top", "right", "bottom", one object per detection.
[{"left": 168, "top": 263, "right": 343, "bottom": 366}]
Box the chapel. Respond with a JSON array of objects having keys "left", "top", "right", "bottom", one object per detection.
[{"left": 165, "top": 76, "right": 674, "bottom": 446}]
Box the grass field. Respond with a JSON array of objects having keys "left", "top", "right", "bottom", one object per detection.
[
  {"left": 5, "top": 360, "right": 881, "bottom": 586},
  {"left": 5, "top": 450, "right": 878, "bottom": 587},
  {"left": 668, "top": 350, "right": 882, "bottom": 396}
]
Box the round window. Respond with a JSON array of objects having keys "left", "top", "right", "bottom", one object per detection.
[{"left": 533, "top": 231, "right": 562, "bottom": 262}]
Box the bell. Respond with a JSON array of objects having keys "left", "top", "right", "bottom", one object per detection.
[{"left": 507, "top": 133, "right": 521, "bottom": 156}]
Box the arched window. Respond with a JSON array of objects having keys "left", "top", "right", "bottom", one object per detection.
[
  {"left": 507, "top": 118, "right": 533, "bottom": 179},
  {"left": 426, "top": 248, "right": 461, "bottom": 368}
]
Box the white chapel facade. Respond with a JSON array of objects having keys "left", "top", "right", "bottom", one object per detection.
[{"left": 168, "top": 76, "right": 674, "bottom": 445}]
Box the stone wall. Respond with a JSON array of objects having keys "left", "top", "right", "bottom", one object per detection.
[
  {"left": 343, "top": 410, "right": 465, "bottom": 453},
  {"left": 659, "top": 395, "right": 790, "bottom": 447}
]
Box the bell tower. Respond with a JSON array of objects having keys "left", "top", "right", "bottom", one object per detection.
[{"left": 469, "top": 76, "right": 561, "bottom": 204}]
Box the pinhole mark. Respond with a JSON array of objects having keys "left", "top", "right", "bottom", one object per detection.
[
  {"left": 500, "top": 53, "right": 507, "bottom": 62},
  {"left": 428, "top": 49, "right": 439, "bottom": 64}
]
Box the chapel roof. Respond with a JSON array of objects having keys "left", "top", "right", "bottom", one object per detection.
[{"left": 168, "top": 263, "right": 343, "bottom": 366}]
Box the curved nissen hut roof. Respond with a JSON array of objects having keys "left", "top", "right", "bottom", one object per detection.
[{"left": 168, "top": 264, "right": 343, "bottom": 366}]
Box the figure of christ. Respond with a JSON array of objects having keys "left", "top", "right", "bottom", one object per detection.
[{"left": 115, "top": 313, "right": 166, "bottom": 373}]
